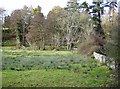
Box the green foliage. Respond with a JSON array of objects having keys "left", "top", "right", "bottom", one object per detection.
[
  {"left": 65, "top": 0, "right": 79, "bottom": 12},
  {"left": 3, "top": 15, "right": 11, "bottom": 28},
  {"left": 2, "top": 47, "right": 117, "bottom": 87},
  {"left": 103, "top": 12, "right": 119, "bottom": 69},
  {"left": 2, "top": 39, "right": 16, "bottom": 46}
]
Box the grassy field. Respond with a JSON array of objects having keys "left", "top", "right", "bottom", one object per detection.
[{"left": 2, "top": 47, "right": 117, "bottom": 87}]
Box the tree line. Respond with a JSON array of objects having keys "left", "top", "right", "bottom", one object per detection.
[{"left": 2, "top": 0, "right": 118, "bottom": 54}]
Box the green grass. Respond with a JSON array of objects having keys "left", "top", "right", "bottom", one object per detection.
[
  {"left": 2, "top": 47, "right": 117, "bottom": 87},
  {"left": 2, "top": 68, "right": 116, "bottom": 87}
]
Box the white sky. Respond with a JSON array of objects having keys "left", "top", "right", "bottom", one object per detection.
[
  {"left": 0, "top": 0, "right": 119, "bottom": 16},
  {"left": 0, "top": 0, "right": 92, "bottom": 16}
]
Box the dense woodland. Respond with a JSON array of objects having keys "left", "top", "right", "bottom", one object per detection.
[{"left": 1, "top": 0, "right": 119, "bottom": 69}]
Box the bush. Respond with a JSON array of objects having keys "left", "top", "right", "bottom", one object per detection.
[{"left": 78, "top": 41, "right": 100, "bottom": 56}]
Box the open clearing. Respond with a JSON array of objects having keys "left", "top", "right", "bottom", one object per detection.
[{"left": 2, "top": 47, "right": 117, "bottom": 87}]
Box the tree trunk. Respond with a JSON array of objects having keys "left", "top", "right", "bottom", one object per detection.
[
  {"left": 22, "top": 23, "right": 25, "bottom": 46},
  {"left": 66, "top": 26, "right": 73, "bottom": 50},
  {"left": 16, "top": 29, "right": 21, "bottom": 48},
  {"left": 42, "top": 36, "right": 45, "bottom": 50}
]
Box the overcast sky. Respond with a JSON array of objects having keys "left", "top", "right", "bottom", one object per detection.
[
  {"left": 0, "top": 0, "right": 92, "bottom": 16},
  {"left": 0, "top": 0, "right": 119, "bottom": 16}
]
